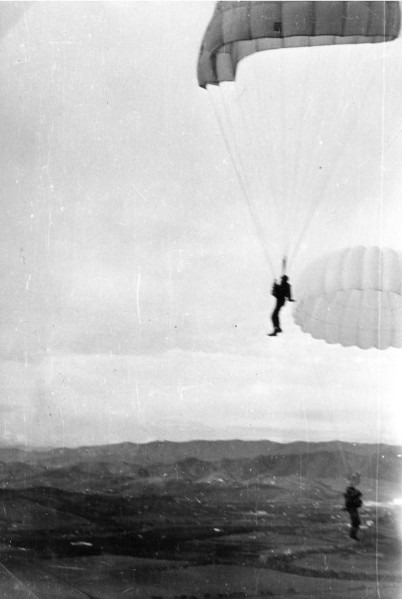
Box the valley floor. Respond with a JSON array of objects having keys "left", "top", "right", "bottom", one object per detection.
[{"left": 0, "top": 487, "right": 401, "bottom": 599}]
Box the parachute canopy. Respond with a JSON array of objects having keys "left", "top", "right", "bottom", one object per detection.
[
  {"left": 293, "top": 246, "right": 402, "bottom": 350},
  {"left": 198, "top": 1, "right": 401, "bottom": 88}
]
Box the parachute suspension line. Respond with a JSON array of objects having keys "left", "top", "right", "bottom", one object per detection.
[
  {"left": 246, "top": 57, "right": 297, "bottom": 278},
  {"left": 281, "top": 50, "right": 317, "bottom": 262},
  {"left": 284, "top": 47, "right": 348, "bottom": 266},
  {"left": 281, "top": 256, "right": 287, "bottom": 276},
  {"left": 278, "top": 51, "right": 293, "bottom": 259},
  {"left": 285, "top": 48, "right": 351, "bottom": 270},
  {"left": 280, "top": 52, "right": 341, "bottom": 268},
  {"left": 286, "top": 147, "right": 345, "bottom": 269},
  {"left": 280, "top": 50, "right": 318, "bottom": 263},
  {"left": 378, "top": 35, "right": 387, "bottom": 272},
  {"left": 235, "top": 79, "right": 281, "bottom": 231},
  {"left": 374, "top": 359, "right": 382, "bottom": 599},
  {"left": 286, "top": 127, "right": 350, "bottom": 271},
  {"left": 234, "top": 74, "right": 285, "bottom": 272},
  {"left": 248, "top": 58, "right": 285, "bottom": 225},
  {"left": 248, "top": 52, "right": 313, "bottom": 272},
  {"left": 207, "top": 87, "right": 276, "bottom": 277},
  {"left": 374, "top": 42, "right": 387, "bottom": 594},
  {"left": 223, "top": 84, "right": 292, "bottom": 280},
  {"left": 307, "top": 343, "right": 351, "bottom": 478},
  {"left": 222, "top": 88, "right": 279, "bottom": 276},
  {"left": 287, "top": 61, "right": 378, "bottom": 271},
  {"left": 247, "top": 55, "right": 291, "bottom": 264},
  {"left": 299, "top": 391, "right": 310, "bottom": 448},
  {"left": 218, "top": 87, "right": 277, "bottom": 277},
  {"left": 385, "top": 126, "right": 402, "bottom": 154}
]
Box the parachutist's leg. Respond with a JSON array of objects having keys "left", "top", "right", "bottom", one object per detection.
[
  {"left": 272, "top": 306, "right": 279, "bottom": 329},
  {"left": 276, "top": 308, "right": 282, "bottom": 333},
  {"left": 349, "top": 510, "right": 360, "bottom": 540},
  {"left": 269, "top": 304, "right": 280, "bottom": 335},
  {"left": 272, "top": 303, "right": 283, "bottom": 333}
]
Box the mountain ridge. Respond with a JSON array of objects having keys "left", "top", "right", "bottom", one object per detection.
[
  {"left": 0, "top": 441, "right": 400, "bottom": 495},
  {"left": 1, "top": 438, "right": 400, "bottom": 467}
]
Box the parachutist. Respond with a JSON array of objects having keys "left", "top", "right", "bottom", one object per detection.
[
  {"left": 269, "top": 275, "right": 294, "bottom": 336},
  {"left": 343, "top": 474, "right": 362, "bottom": 541}
]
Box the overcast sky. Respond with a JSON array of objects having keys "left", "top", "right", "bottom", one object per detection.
[{"left": 0, "top": 1, "right": 402, "bottom": 448}]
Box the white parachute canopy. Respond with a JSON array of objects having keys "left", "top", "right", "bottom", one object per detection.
[{"left": 293, "top": 246, "right": 402, "bottom": 350}]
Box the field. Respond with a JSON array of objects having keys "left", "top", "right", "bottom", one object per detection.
[{"left": 0, "top": 441, "right": 400, "bottom": 598}]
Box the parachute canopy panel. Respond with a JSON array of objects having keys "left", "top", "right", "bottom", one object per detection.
[
  {"left": 293, "top": 247, "right": 402, "bottom": 350},
  {"left": 198, "top": 1, "right": 401, "bottom": 87}
]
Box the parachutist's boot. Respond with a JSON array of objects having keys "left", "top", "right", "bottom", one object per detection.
[{"left": 268, "top": 327, "right": 282, "bottom": 336}]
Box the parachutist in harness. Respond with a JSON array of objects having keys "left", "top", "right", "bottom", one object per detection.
[
  {"left": 343, "top": 474, "right": 363, "bottom": 540},
  {"left": 268, "top": 275, "right": 294, "bottom": 336}
]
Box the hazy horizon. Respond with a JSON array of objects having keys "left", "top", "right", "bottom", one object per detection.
[{"left": 3, "top": 436, "right": 402, "bottom": 452}]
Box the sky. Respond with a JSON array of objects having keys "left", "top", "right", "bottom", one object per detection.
[{"left": 0, "top": 1, "right": 402, "bottom": 448}]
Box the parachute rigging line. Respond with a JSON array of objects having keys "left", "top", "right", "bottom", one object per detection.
[
  {"left": 207, "top": 87, "right": 276, "bottom": 277},
  {"left": 375, "top": 4, "right": 389, "bottom": 536},
  {"left": 376, "top": 38, "right": 387, "bottom": 352},
  {"left": 307, "top": 343, "right": 352, "bottom": 479},
  {"left": 287, "top": 70, "right": 378, "bottom": 271},
  {"left": 234, "top": 84, "right": 288, "bottom": 276},
  {"left": 281, "top": 256, "right": 287, "bottom": 276},
  {"left": 235, "top": 83, "right": 285, "bottom": 255},
  {"left": 374, "top": 52, "right": 386, "bottom": 573},
  {"left": 247, "top": 57, "right": 286, "bottom": 227},
  {"left": 281, "top": 53, "right": 316, "bottom": 262},
  {"left": 218, "top": 88, "right": 279, "bottom": 276}
]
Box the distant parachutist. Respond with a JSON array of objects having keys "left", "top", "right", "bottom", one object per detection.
[
  {"left": 268, "top": 275, "right": 294, "bottom": 336},
  {"left": 343, "top": 473, "right": 363, "bottom": 541}
]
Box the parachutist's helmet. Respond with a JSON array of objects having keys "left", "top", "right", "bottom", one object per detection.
[{"left": 281, "top": 275, "right": 289, "bottom": 282}]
